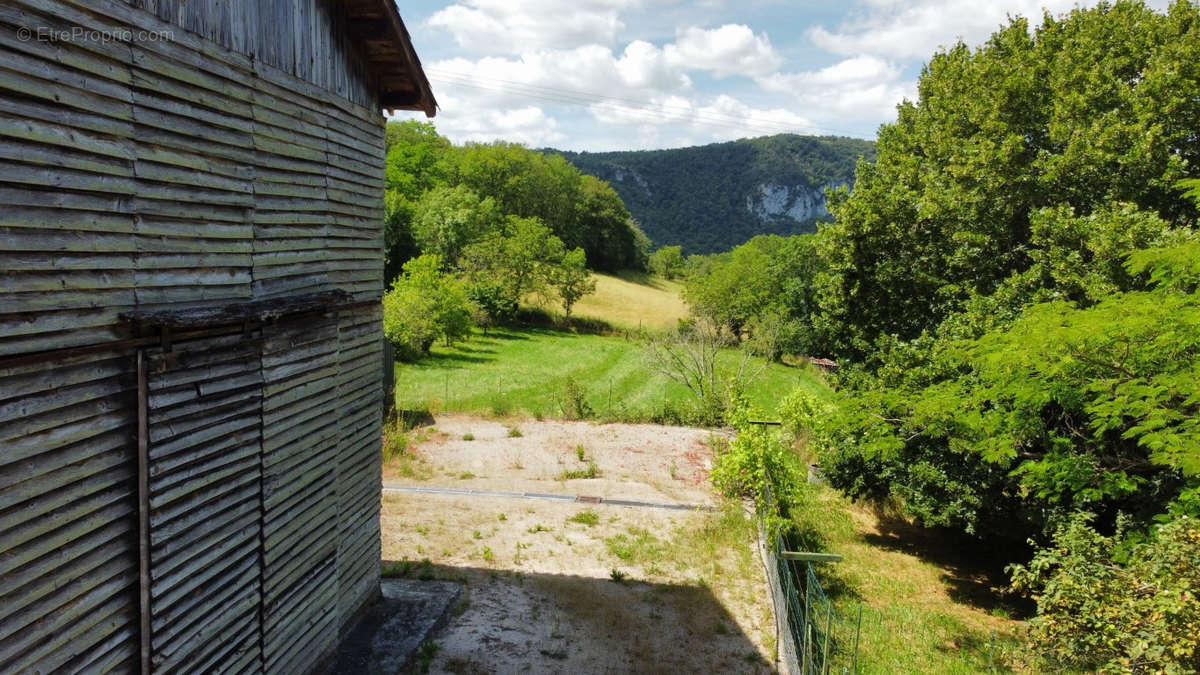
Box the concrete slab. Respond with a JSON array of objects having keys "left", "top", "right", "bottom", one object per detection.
[{"left": 333, "top": 579, "right": 464, "bottom": 674}]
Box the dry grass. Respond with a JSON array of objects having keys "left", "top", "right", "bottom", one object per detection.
[{"left": 530, "top": 271, "right": 688, "bottom": 332}]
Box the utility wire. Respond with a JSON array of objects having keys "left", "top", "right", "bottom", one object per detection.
[
  {"left": 428, "top": 68, "right": 831, "bottom": 135},
  {"left": 432, "top": 75, "right": 827, "bottom": 137},
  {"left": 425, "top": 67, "right": 863, "bottom": 138}
]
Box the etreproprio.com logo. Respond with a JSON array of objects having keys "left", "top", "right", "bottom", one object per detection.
[{"left": 16, "top": 25, "right": 173, "bottom": 43}]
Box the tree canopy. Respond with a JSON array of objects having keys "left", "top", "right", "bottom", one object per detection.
[
  {"left": 810, "top": 1, "right": 1200, "bottom": 359},
  {"left": 553, "top": 134, "right": 875, "bottom": 255},
  {"left": 383, "top": 123, "right": 649, "bottom": 278}
]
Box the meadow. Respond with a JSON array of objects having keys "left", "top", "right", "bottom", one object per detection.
[
  {"left": 555, "top": 271, "right": 688, "bottom": 331},
  {"left": 396, "top": 271, "right": 826, "bottom": 421},
  {"left": 393, "top": 326, "right": 827, "bottom": 422}
]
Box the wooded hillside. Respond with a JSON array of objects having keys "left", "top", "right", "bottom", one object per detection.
[{"left": 551, "top": 135, "right": 875, "bottom": 254}]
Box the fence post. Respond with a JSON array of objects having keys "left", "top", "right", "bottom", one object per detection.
[
  {"left": 822, "top": 604, "right": 833, "bottom": 674},
  {"left": 852, "top": 605, "right": 862, "bottom": 674}
]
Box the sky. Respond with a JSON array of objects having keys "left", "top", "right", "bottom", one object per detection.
[{"left": 389, "top": 0, "right": 1171, "bottom": 152}]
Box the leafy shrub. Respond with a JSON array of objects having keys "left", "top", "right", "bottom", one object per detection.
[
  {"left": 1010, "top": 514, "right": 1200, "bottom": 673},
  {"left": 383, "top": 254, "right": 473, "bottom": 360},
  {"left": 567, "top": 510, "right": 600, "bottom": 526},
  {"left": 711, "top": 395, "right": 804, "bottom": 536},
  {"left": 559, "top": 376, "right": 594, "bottom": 420}
]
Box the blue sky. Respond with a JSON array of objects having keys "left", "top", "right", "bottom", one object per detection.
[{"left": 391, "top": 0, "right": 1170, "bottom": 151}]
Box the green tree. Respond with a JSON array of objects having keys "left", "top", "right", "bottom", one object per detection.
[
  {"left": 382, "top": 254, "right": 473, "bottom": 359},
  {"left": 575, "top": 175, "right": 648, "bottom": 271},
  {"left": 684, "top": 235, "right": 783, "bottom": 332},
  {"left": 812, "top": 0, "right": 1200, "bottom": 359},
  {"left": 410, "top": 185, "right": 500, "bottom": 269},
  {"left": 459, "top": 216, "right": 567, "bottom": 312},
  {"left": 798, "top": 234, "right": 1200, "bottom": 540},
  {"left": 382, "top": 121, "right": 455, "bottom": 283},
  {"left": 384, "top": 120, "right": 453, "bottom": 199},
  {"left": 554, "top": 247, "right": 596, "bottom": 319},
  {"left": 648, "top": 245, "right": 685, "bottom": 279}
]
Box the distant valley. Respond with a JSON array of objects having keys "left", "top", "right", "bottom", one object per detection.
[{"left": 550, "top": 134, "right": 875, "bottom": 254}]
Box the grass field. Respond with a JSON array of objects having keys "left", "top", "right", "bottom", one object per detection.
[
  {"left": 528, "top": 271, "right": 689, "bottom": 332},
  {"left": 394, "top": 326, "right": 828, "bottom": 421},
  {"left": 786, "top": 483, "right": 1027, "bottom": 673}
]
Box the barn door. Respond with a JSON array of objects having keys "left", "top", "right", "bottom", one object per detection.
[
  {"left": 141, "top": 314, "right": 355, "bottom": 673},
  {"left": 144, "top": 334, "right": 265, "bottom": 673}
]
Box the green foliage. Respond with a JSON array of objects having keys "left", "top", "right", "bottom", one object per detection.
[
  {"left": 411, "top": 185, "right": 500, "bottom": 268},
  {"left": 684, "top": 233, "right": 824, "bottom": 356},
  {"left": 559, "top": 376, "right": 593, "bottom": 420},
  {"left": 384, "top": 120, "right": 452, "bottom": 199},
  {"left": 648, "top": 245, "right": 685, "bottom": 279},
  {"left": 575, "top": 174, "right": 650, "bottom": 271},
  {"left": 811, "top": 0, "right": 1200, "bottom": 358},
  {"left": 383, "top": 121, "right": 455, "bottom": 283},
  {"left": 553, "top": 134, "right": 875, "bottom": 255},
  {"left": 553, "top": 247, "right": 596, "bottom": 319},
  {"left": 382, "top": 254, "right": 473, "bottom": 360},
  {"left": 1009, "top": 513, "right": 1200, "bottom": 673},
  {"left": 381, "top": 414, "right": 409, "bottom": 460},
  {"left": 801, "top": 240, "right": 1200, "bottom": 540},
  {"left": 557, "top": 460, "right": 600, "bottom": 481},
  {"left": 711, "top": 395, "right": 805, "bottom": 538}
]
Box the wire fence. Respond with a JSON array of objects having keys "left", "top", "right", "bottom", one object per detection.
[{"left": 761, "top": 485, "right": 862, "bottom": 675}]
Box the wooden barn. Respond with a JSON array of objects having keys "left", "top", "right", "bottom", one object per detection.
[{"left": 0, "top": 1, "right": 435, "bottom": 672}]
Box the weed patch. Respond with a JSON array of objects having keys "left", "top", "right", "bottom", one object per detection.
[
  {"left": 605, "top": 527, "right": 664, "bottom": 564},
  {"left": 557, "top": 460, "right": 600, "bottom": 481},
  {"left": 567, "top": 510, "right": 600, "bottom": 526}
]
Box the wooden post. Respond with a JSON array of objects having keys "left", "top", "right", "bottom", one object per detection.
[{"left": 136, "top": 350, "right": 152, "bottom": 674}]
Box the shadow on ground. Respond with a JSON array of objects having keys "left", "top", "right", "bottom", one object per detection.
[
  {"left": 380, "top": 560, "right": 773, "bottom": 674},
  {"left": 860, "top": 513, "right": 1034, "bottom": 618}
]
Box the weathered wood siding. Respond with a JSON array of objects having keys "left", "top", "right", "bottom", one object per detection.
[
  {"left": 145, "top": 334, "right": 264, "bottom": 673},
  {"left": 0, "top": 0, "right": 388, "bottom": 672},
  {"left": 124, "top": 0, "right": 377, "bottom": 109}
]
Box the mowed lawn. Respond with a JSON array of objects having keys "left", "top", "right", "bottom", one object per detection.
[
  {"left": 530, "top": 271, "right": 689, "bottom": 331},
  {"left": 394, "top": 327, "right": 828, "bottom": 420}
]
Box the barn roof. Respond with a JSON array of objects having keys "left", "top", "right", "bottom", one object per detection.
[{"left": 346, "top": 0, "right": 438, "bottom": 116}]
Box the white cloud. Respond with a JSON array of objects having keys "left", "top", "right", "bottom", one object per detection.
[
  {"left": 807, "top": 0, "right": 1173, "bottom": 60},
  {"left": 421, "top": 95, "right": 568, "bottom": 147},
  {"left": 759, "top": 55, "right": 914, "bottom": 124},
  {"left": 664, "top": 24, "right": 782, "bottom": 78},
  {"left": 428, "top": 0, "right": 634, "bottom": 54}
]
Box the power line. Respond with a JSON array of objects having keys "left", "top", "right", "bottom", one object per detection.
[
  {"left": 425, "top": 67, "right": 864, "bottom": 138},
  {"left": 432, "top": 76, "right": 806, "bottom": 136},
  {"left": 427, "top": 68, "right": 837, "bottom": 136},
  {"left": 431, "top": 74, "right": 829, "bottom": 138}
]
